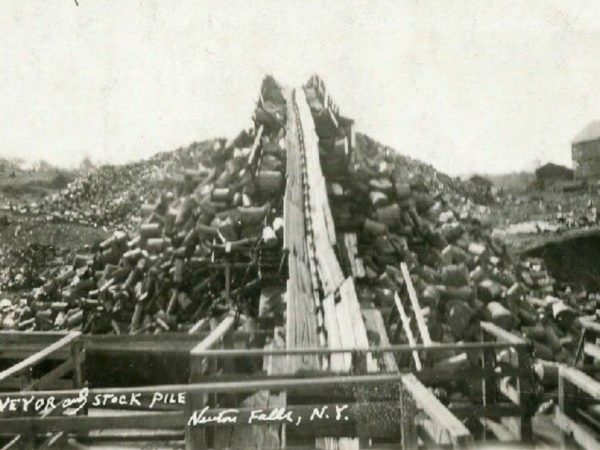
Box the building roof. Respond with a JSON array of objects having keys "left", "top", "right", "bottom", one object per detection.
[
  {"left": 573, "top": 120, "right": 600, "bottom": 145},
  {"left": 535, "top": 162, "right": 573, "bottom": 180}
]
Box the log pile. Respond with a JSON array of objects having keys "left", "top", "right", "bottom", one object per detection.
[
  {"left": 0, "top": 76, "right": 288, "bottom": 335},
  {"left": 324, "top": 129, "right": 587, "bottom": 368}
]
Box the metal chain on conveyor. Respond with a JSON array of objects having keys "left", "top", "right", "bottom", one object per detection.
[{"left": 291, "top": 88, "right": 329, "bottom": 368}]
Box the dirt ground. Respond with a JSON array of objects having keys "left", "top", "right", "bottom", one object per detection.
[{"left": 0, "top": 169, "right": 111, "bottom": 299}]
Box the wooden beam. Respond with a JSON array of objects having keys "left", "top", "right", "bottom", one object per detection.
[
  {"left": 0, "top": 331, "right": 80, "bottom": 384},
  {"left": 479, "top": 418, "right": 516, "bottom": 442},
  {"left": 343, "top": 233, "right": 365, "bottom": 279},
  {"left": 0, "top": 411, "right": 184, "bottom": 434},
  {"left": 339, "top": 277, "right": 376, "bottom": 372},
  {"left": 190, "top": 316, "right": 236, "bottom": 355},
  {"left": 401, "top": 373, "right": 473, "bottom": 448},
  {"left": 394, "top": 292, "right": 421, "bottom": 371},
  {"left": 0, "top": 436, "right": 20, "bottom": 450},
  {"left": 163, "top": 340, "right": 522, "bottom": 359},
  {"left": 584, "top": 342, "right": 600, "bottom": 361},
  {"left": 560, "top": 366, "right": 600, "bottom": 401},
  {"left": 188, "top": 318, "right": 211, "bottom": 335},
  {"left": 555, "top": 408, "right": 600, "bottom": 450},
  {"left": 361, "top": 307, "right": 398, "bottom": 373},
  {"left": 579, "top": 318, "right": 600, "bottom": 335},
  {"left": 400, "top": 263, "right": 431, "bottom": 346},
  {"left": 247, "top": 124, "right": 264, "bottom": 167},
  {"left": 0, "top": 403, "right": 394, "bottom": 438},
  {"left": 187, "top": 314, "right": 236, "bottom": 450},
  {"left": 480, "top": 321, "right": 526, "bottom": 345},
  {"left": 23, "top": 358, "right": 75, "bottom": 391}
]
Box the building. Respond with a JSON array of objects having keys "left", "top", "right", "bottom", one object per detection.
[
  {"left": 535, "top": 163, "right": 574, "bottom": 190},
  {"left": 572, "top": 120, "right": 600, "bottom": 179}
]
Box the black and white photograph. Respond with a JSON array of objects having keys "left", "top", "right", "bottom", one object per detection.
[{"left": 1, "top": 1, "right": 600, "bottom": 449}]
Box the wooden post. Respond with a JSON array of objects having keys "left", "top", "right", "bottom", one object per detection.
[
  {"left": 224, "top": 260, "right": 232, "bottom": 301},
  {"left": 71, "top": 339, "right": 84, "bottom": 390},
  {"left": 186, "top": 353, "right": 207, "bottom": 450},
  {"left": 399, "top": 384, "right": 418, "bottom": 450},
  {"left": 394, "top": 292, "right": 422, "bottom": 371},
  {"left": 400, "top": 262, "right": 431, "bottom": 345},
  {"left": 516, "top": 345, "right": 534, "bottom": 442},
  {"left": 352, "top": 350, "right": 369, "bottom": 447},
  {"left": 557, "top": 370, "right": 572, "bottom": 449},
  {"left": 480, "top": 328, "right": 497, "bottom": 443},
  {"left": 185, "top": 315, "right": 236, "bottom": 450}
]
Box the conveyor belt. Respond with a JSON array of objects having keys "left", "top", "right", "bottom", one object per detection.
[{"left": 284, "top": 87, "right": 376, "bottom": 449}]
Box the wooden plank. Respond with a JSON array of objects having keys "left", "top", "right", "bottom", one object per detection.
[
  {"left": 247, "top": 124, "right": 264, "bottom": 167},
  {"left": 169, "top": 341, "right": 520, "bottom": 359},
  {"left": 401, "top": 373, "right": 473, "bottom": 447},
  {"left": 0, "top": 331, "right": 80, "bottom": 384},
  {"left": 400, "top": 263, "right": 431, "bottom": 346},
  {"left": 584, "top": 341, "right": 600, "bottom": 361},
  {"left": 268, "top": 327, "right": 287, "bottom": 447},
  {"left": 187, "top": 315, "right": 236, "bottom": 450},
  {"left": 580, "top": 317, "right": 600, "bottom": 335},
  {"left": 0, "top": 333, "right": 236, "bottom": 360},
  {"left": 24, "top": 358, "right": 74, "bottom": 391},
  {"left": 0, "top": 411, "right": 184, "bottom": 434},
  {"left": 335, "top": 296, "right": 358, "bottom": 359},
  {"left": 361, "top": 308, "right": 398, "bottom": 373},
  {"left": 0, "top": 373, "right": 409, "bottom": 409},
  {"left": 343, "top": 233, "right": 365, "bottom": 279},
  {"left": 323, "top": 294, "right": 347, "bottom": 371},
  {"left": 479, "top": 418, "right": 515, "bottom": 442},
  {"left": 400, "top": 382, "right": 418, "bottom": 449},
  {"left": 560, "top": 365, "right": 600, "bottom": 401},
  {"left": 296, "top": 88, "right": 344, "bottom": 295},
  {"left": 0, "top": 437, "right": 20, "bottom": 450},
  {"left": 284, "top": 86, "right": 321, "bottom": 373},
  {"left": 555, "top": 408, "right": 600, "bottom": 450},
  {"left": 188, "top": 318, "right": 211, "bottom": 335},
  {"left": 0, "top": 331, "right": 69, "bottom": 343},
  {"left": 339, "top": 278, "right": 375, "bottom": 372},
  {"left": 480, "top": 321, "right": 526, "bottom": 345},
  {"left": 221, "top": 331, "right": 287, "bottom": 447},
  {"left": 190, "top": 315, "right": 236, "bottom": 355},
  {"left": 394, "top": 293, "right": 422, "bottom": 371}
]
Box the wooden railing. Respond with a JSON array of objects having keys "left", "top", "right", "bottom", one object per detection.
[
  {"left": 0, "top": 331, "right": 84, "bottom": 449},
  {"left": 555, "top": 365, "right": 600, "bottom": 449},
  {"left": 0, "top": 329, "right": 538, "bottom": 449},
  {"left": 480, "top": 321, "right": 535, "bottom": 442}
]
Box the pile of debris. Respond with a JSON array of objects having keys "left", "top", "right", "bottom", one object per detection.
[{"left": 0, "top": 76, "right": 288, "bottom": 335}]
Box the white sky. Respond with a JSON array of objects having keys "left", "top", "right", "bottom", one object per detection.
[{"left": 2, "top": 1, "right": 600, "bottom": 175}]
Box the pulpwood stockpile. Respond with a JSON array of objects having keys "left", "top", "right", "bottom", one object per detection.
[
  {"left": 0, "top": 75, "right": 591, "bottom": 391},
  {"left": 336, "top": 133, "right": 584, "bottom": 375},
  {"left": 0, "top": 76, "right": 288, "bottom": 335}
]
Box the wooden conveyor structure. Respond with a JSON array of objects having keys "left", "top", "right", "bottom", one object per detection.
[{"left": 0, "top": 78, "right": 557, "bottom": 450}]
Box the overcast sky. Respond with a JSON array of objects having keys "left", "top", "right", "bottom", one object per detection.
[{"left": 2, "top": 1, "right": 600, "bottom": 175}]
